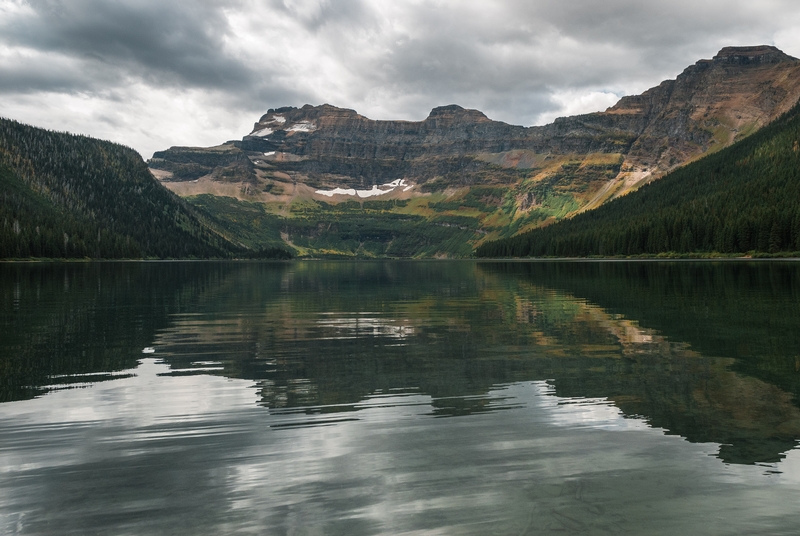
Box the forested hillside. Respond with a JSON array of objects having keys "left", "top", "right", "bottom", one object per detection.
[
  {"left": 476, "top": 101, "right": 800, "bottom": 258},
  {"left": 0, "top": 118, "right": 249, "bottom": 259}
]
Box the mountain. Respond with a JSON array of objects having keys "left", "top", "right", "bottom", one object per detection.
[
  {"left": 475, "top": 99, "right": 800, "bottom": 258},
  {"left": 0, "top": 118, "right": 259, "bottom": 259},
  {"left": 148, "top": 45, "right": 800, "bottom": 258}
]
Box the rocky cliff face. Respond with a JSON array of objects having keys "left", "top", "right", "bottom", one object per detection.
[
  {"left": 242, "top": 104, "right": 530, "bottom": 160},
  {"left": 149, "top": 46, "right": 800, "bottom": 257},
  {"left": 609, "top": 46, "right": 800, "bottom": 172}
]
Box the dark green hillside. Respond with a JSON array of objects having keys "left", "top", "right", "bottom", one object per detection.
[
  {"left": 189, "top": 194, "right": 478, "bottom": 258},
  {"left": 0, "top": 118, "right": 245, "bottom": 259},
  {"left": 476, "top": 102, "right": 800, "bottom": 258}
]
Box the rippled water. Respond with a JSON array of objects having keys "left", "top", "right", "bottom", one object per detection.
[{"left": 2, "top": 260, "right": 800, "bottom": 534}]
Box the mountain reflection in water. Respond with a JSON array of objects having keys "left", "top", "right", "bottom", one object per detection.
[
  {"left": 6, "top": 260, "right": 800, "bottom": 534},
  {"left": 3, "top": 260, "right": 800, "bottom": 467}
]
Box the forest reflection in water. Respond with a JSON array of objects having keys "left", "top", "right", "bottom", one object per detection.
[
  {"left": 2, "top": 260, "right": 800, "bottom": 534},
  {"left": 3, "top": 260, "right": 800, "bottom": 463}
]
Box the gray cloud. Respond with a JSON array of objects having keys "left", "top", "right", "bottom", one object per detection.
[
  {"left": 1, "top": 0, "right": 253, "bottom": 89},
  {"left": 265, "top": 0, "right": 370, "bottom": 32},
  {"left": 1, "top": 0, "right": 799, "bottom": 157}
]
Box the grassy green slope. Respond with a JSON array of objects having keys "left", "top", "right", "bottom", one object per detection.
[
  {"left": 189, "top": 195, "right": 480, "bottom": 258},
  {"left": 476, "top": 102, "right": 800, "bottom": 258},
  {"left": 162, "top": 145, "right": 623, "bottom": 257},
  {"left": 0, "top": 118, "right": 253, "bottom": 259}
]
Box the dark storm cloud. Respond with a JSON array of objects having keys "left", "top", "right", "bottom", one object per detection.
[
  {"left": 319, "top": 0, "right": 799, "bottom": 125},
  {"left": 505, "top": 0, "right": 780, "bottom": 76},
  {"left": 0, "top": 0, "right": 253, "bottom": 91},
  {"left": 354, "top": 1, "right": 777, "bottom": 92},
  {"left": 0, "top": 53, "right": 105, "bottom": 93},
  {"left": 1, "top": 0, "right": 794, "bottom": 103}
]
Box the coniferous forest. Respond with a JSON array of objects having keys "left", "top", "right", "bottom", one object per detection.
[
  {"left": 476, "top": 102, "right": 800, "bottom": 258},
  {"left": 0, "top": 118, "right": 281, "bottom": 259}
]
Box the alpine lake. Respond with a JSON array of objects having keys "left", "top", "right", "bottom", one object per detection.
[{"left": 2, "top": 259, "right": 800, "bottom": 535}]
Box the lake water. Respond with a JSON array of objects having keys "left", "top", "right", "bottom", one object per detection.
[{"left": 2, "top": 260, "right": 800, "bottom": 535}]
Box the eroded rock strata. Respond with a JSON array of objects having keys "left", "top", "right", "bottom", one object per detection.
[{"left": 149, "top": 46, "right": 800, "bottom": 257}]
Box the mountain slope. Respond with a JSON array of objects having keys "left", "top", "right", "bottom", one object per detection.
[
  {"left": 147, "top": 46, "right": 800, "bottom": 258},
  {"left": 0, "top": 118, "right": 245, "bottom": 259},
  {"left": 475, "top": 101, "right": 800, "bottom": 257}
]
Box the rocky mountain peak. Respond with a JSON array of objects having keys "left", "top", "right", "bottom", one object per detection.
[
  {"left": 423, "top": 105, "right": 492, "bottom": 129},
  {"left": 248, "top": 104, "right": 364, "bottom": 138},
  {"left": 426, "top": 104, "right": 490, "bottom": 122},
  {"left": 297, "top": 104, "right": 361, "bottom": 119},
  {"left": 711, "top": 45, "right": 798, "bottom": 65}
]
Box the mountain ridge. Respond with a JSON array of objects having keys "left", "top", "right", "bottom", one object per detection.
[
  {"left": 84, "top": 46, "right": 800, "bottom": 257},
  {"left": 153, "top": 45, "right": 800, "bottom": 188}
]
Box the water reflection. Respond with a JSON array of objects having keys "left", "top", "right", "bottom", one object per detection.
[
  {"left": 316, "top": 313, "right": 415, "bottom": 341},
  {"left": 4, "top": 260, "right": 800, "bottom": 533},
  {"left": 3, "top": 357, "right": 800, "bottom": 535},
  {"left": 2, "top": 260, "right": 800, "bottom": 467}
]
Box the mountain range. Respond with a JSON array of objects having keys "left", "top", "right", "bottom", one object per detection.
[
  {"left": 146, "top": 45, "right": 800, "bottom": 258},
  {"left": 2, "top": 45, "right": 800, "bottom": 259}
]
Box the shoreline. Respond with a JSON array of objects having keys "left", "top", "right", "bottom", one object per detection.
[{"left": 3, "top": 255, "right": 800, "bottom": 264}]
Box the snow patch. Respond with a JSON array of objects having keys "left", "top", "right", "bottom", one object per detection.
[
  {"left": 264, "top": 151, "right": 275, "bottom": 156},
  {"left": 316, "top": 187, "right": 357, "bottom": 197},
  {"left": 269, "top": 115, "right": 286, "bottom": 124},
  {"left": 288, "top": 121, "right": 316, "bottom": 132},
  {"left": 252, "top": 128, "right": 273, "bottom": 137},
  {"left": 315, "top": 179, "right": 414, "bottom": 198},
  {"left": 356, "top": 186, "right": 388, "bottom": 198}
]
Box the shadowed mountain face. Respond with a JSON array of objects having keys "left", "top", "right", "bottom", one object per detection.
[{"left": 149, "top": 46, "right": 800, "bottom": 257}]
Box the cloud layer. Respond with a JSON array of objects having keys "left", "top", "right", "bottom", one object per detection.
[{"left": 1, "top": 0, "right": 799, "bottom": 157}]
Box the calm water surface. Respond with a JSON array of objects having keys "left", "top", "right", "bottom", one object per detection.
[{"left": 2, "top": 260, "right": 800, "bottom": 535}]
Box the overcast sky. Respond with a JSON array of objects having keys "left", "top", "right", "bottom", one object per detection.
[{"left": 2, "top": 0, "right": 800, "bottom": 158}]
